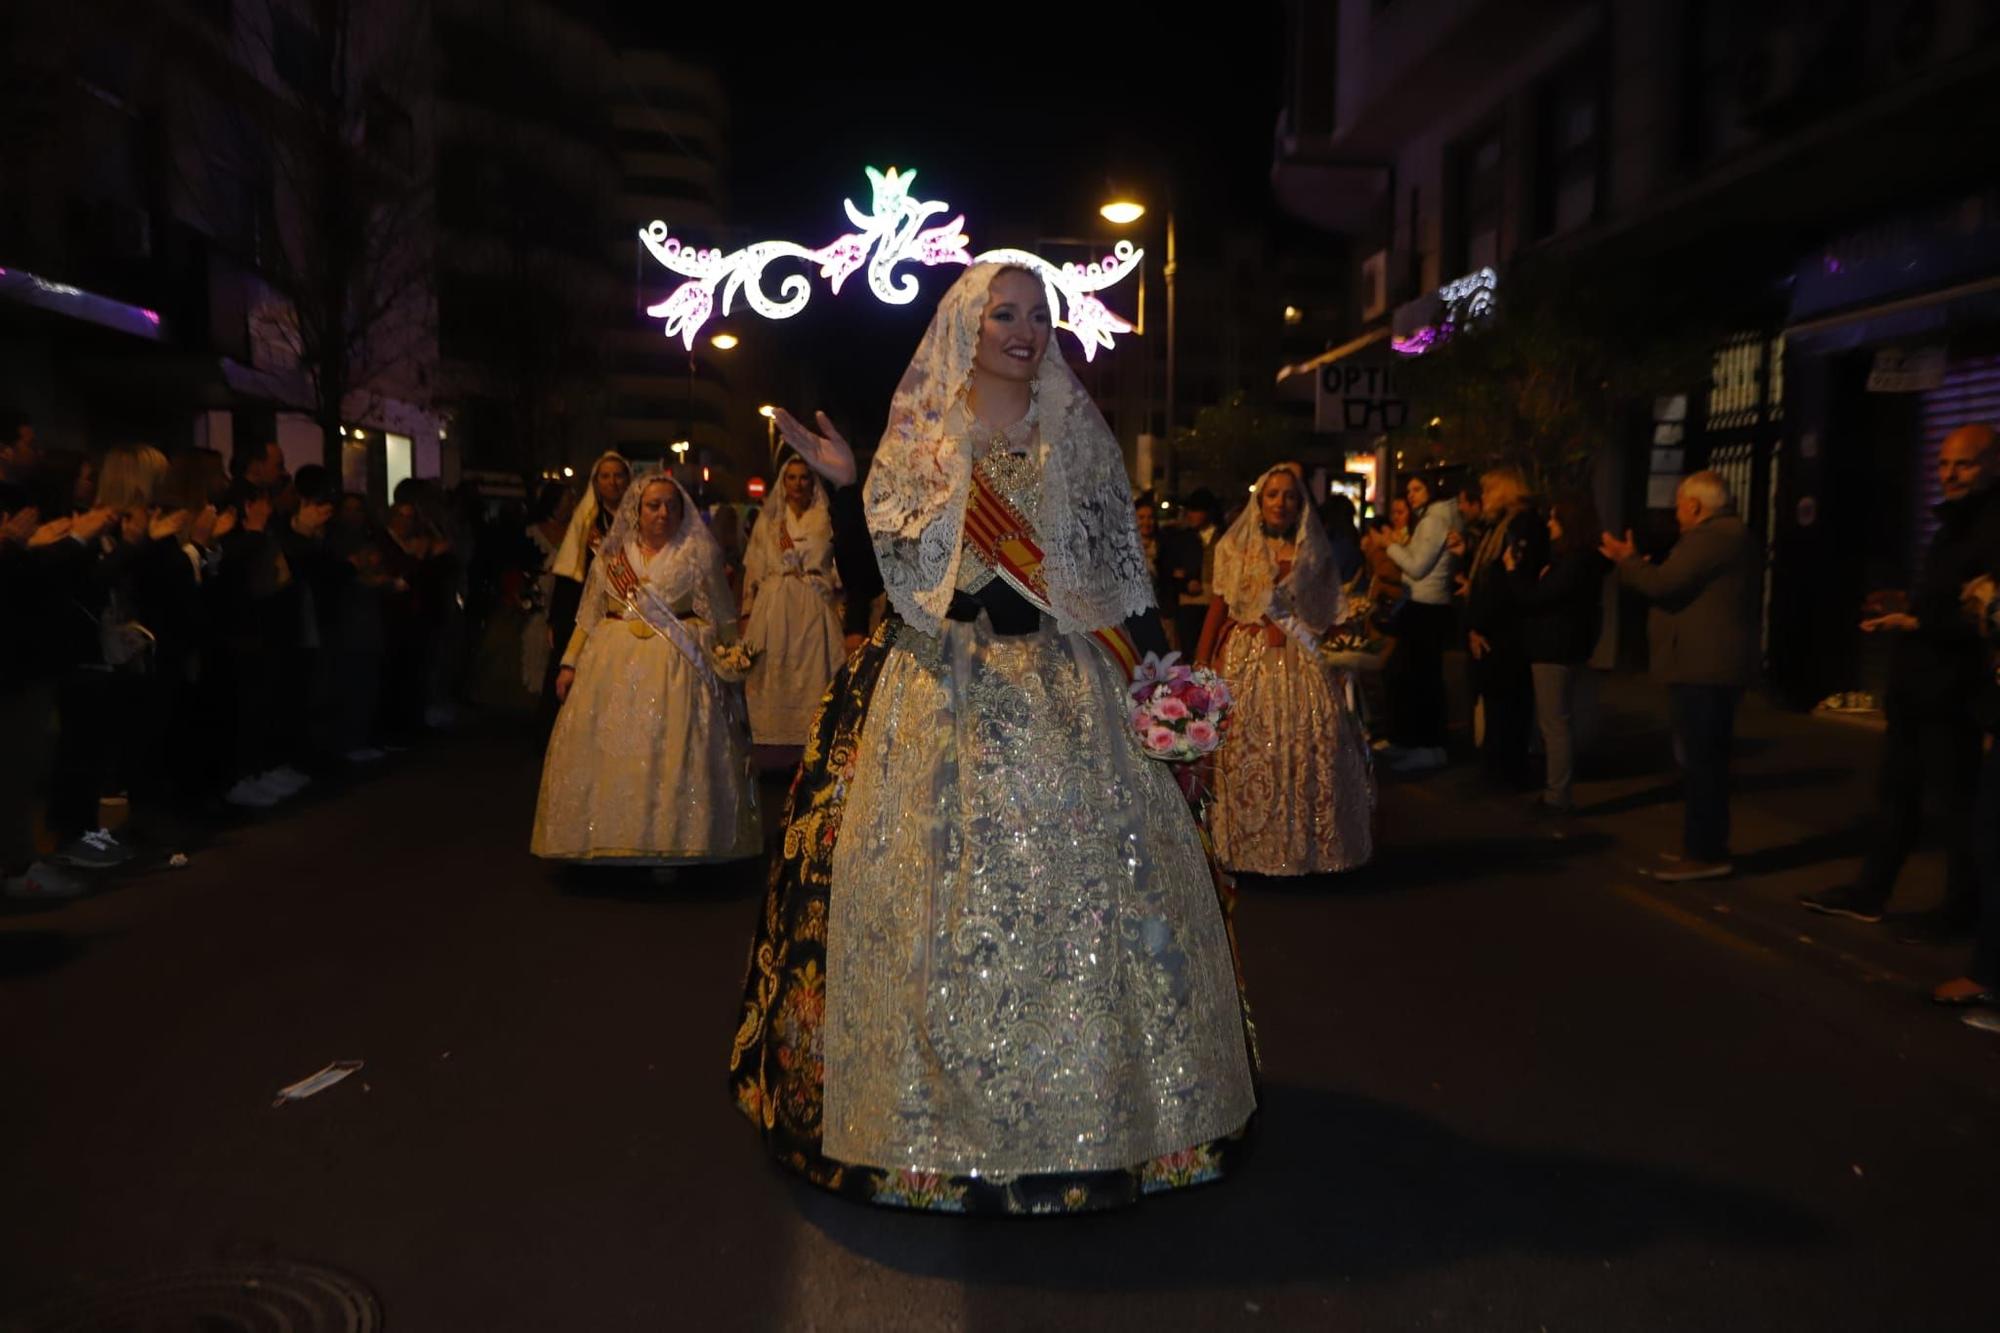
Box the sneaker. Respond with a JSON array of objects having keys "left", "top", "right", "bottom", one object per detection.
[
  {"left": 4, "top": 861, "right": 88, "bottom": 900},
  {"left": 1648, "top": 859, "right": 1734, "bottom": 883},
  {"left": 264, "top": 766, "right": 313, "bottom": 796},
  {"left": 225, "top": 776, "right": 283, "bottom": 809},
  {"left": 1963, "top": 1010, "right": 2000, "bottom": 1035},
  {"left": 54, "top": 827, "right": 135, "bottom": 869},
  {"left": 1389, "top": 746, "right": 1448, "bottom": 774},
  {"left": 1797, "top": 887, "right": 1886, "bottom": 925},
  {"left": 1932, "top": 977, "right": 1995, "bottom": 1007}
]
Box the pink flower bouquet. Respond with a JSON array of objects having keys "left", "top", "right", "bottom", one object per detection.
[{"left": 1127, "top": 652, "right": 1232, "bottom": 763}]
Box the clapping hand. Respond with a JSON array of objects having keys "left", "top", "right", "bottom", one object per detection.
[
  {"left": 1599, "top": 528, "right": 1637, "bottom": 562},
  {"left": 772, "top": 409, "right": 856, "bottom": 489},
  {"left": 2, "top": 506, "right": 39, "bottom": 546},
  {"left": 150, "top": 509, "right": 192, "bottom": 542},
  {"left": 1961, "top": 575, "right": 1997, "bottom": 631},
  {"left": 1502, "top": 544, "right": 1519, "bottom": 573},
  {"left": 29, "top": 517, "right": 72, "bottom": 547},
  {"left": 70, "top": 507, "right": 116, "bottom": 543}
]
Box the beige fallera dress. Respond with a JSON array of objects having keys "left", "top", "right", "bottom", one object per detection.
[
  {"left": 820, "top": 436, "right": 1256, "bottom": 1179},
  {"left": 1207, "top": 470, "right": 1375, "bottom": 877},
  {"left": 531, "top": 534, "right": 759, "bottom": 865}
]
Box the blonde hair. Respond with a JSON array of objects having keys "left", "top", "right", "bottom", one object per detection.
[{"left": 97, "top": 444, "right": 170, "bottom": 510}]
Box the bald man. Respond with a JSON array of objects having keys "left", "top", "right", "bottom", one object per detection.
[
  {"left": 1802, "top": 423, "right": 2000, "bottom": 942},
  {"left": 1602, "top": 470, "right": 1762, "bottom": 882}
]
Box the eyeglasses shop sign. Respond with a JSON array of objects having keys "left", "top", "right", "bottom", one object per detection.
[
  {"left": 1866, "top": 346, "right": 1946, "bottom": 393},
  {"left": 1317, "top": 361, "right": 1409, "bottom": 434}
]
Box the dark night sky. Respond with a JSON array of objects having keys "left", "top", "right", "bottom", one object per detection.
[{"left": 602, "top": 3, "right": 1291, "bottom": 445}]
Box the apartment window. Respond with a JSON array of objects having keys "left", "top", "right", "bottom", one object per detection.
[
  {"left": 1451, "top": 120, "right": 1505, "bottom": 272},
  {"left": 1536, "top": 56, "right": 1603, "bottom": 237}
]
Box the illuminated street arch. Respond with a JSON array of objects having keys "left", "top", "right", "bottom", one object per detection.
[{"left": 640, "top": 167, "right": 1144, "bottom": 360}]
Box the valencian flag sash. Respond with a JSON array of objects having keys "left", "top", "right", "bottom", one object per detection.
[
  {"left": 600, "top": 544, "right": 718, "bottom": 685},
  {"left": 960, "top": 466, "right": 1140, "bottom": 681}
]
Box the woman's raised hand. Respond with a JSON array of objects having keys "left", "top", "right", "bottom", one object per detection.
[{"left": 773, "top": 409, "right": 856, "bottom": 489}]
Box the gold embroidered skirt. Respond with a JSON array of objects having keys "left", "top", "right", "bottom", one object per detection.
[
  {"left": 743, "top": 575, "right": 844, "bottom": 745},
  {"left": 530, "top": 618, "right": 760, "bottom": 865},
  {"left": 1210, "top": 622, "right": 1375, "bottom": 876},
  {"left": 731, "top": 618, "right": 1257, "bottom": 1213}
]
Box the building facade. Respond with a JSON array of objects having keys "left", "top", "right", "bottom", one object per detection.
[
  {"left": 1275, "top": 0, "right": 2000, "bottom": 704},
  {"left": 1, "top": 0, "right": 445, "bottom": 501}
]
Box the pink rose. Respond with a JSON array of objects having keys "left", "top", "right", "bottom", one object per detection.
[
  {"left": 1145, "top": 726, "right": 1178, "bottom": 753},
  {"left": 1183, "top": 687, "right": 1212, "bottom": 716},
  {"left": 1155, "top": 696, "right": 1190, "bottom": 721},
  {"left": 1186, "top": 719, "right": 1219, "bottom": 750},
  {"left": 1131, "top": 706, "right": 1153, "bottom": 731}
]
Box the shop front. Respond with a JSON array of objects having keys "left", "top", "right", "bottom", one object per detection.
[{"left": 1770, "top": 192, "right": 2000, "bottom": 711}]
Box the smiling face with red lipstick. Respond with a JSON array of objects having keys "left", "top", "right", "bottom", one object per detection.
[{"left": 970, "top": 267, "right": 1052, "bottom": 390}]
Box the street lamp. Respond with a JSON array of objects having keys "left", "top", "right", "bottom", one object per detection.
[
  {"left": 671, "top": 439, "right": 690, "bottom": 479},
  {"left": 758, "top": 404, "right": 778, "bottom": 471},
  {"left": 709, "top": 332, "right": 739, "bottom": 351},
  {"left": 1101, "top": 193, "right": 1176, "bottom": 490}
]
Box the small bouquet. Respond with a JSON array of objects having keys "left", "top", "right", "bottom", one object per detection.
[
  {"left": 1128, "top": 652, "right": 1231, "bottom": 763},
  {"left": 710, "top": 640, "right": 758, "bottom": 683},
  {"left": 1320, "top": 595, "right": 1388, "bottom": 671}
]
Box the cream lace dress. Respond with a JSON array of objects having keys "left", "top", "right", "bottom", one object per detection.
[{"left": 819, "top": 419, "right": 1256, "bottom": 1178}]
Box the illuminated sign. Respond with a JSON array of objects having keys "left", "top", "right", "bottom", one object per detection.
[{"left": 640, "top": 167, "right": 1143, "bottom": 360}]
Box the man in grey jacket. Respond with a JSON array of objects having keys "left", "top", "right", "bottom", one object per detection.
[{"left": 1600, "top": 471, "right": 1762, "bottom": 883}]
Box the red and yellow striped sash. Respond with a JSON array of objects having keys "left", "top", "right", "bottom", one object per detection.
[{"left": 962, "top": 467, "right": 1140, "bottom": 681}]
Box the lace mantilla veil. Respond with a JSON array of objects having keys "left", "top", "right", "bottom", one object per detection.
[
  {"left": 1213, "top": 463, "right": 1344, "bottom": 635},
  {"left": 746, "top": 457, "right": 834, "bottom": 580},
  {"left": 550, "top": 449, "right": 630, "bottom": 583},
  {"left": 861, "top": 262, "right": 1156, "bottom": 637},
  {"left": 586, "top": 470, "right": 738, "bottom": 638}
]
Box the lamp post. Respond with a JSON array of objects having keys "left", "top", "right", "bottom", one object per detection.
[
  {"left": 758, "top": 404, "right": 777, "bottom": 473},
  {"left": 1100, "top": 197, "right": 1176, "bottom": 491},
  {"left": 681, "top": 330, "right": 739, "bottom": 467}
]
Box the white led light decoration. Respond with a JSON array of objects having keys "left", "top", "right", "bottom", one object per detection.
[{"left": 640, "top": 166, "right": 1144, "bottom": 361}]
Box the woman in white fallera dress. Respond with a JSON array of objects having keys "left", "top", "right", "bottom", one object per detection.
[
  {"left": 1198, "top": 464, "right": 1375, "bottom": 876},
  {"left": 741, "top": 457, "right": 845, "bottom": 745},
  {"left": 730, "top": 264, "right": 1256, "bottom": 1215},
  {"left": 531, "top": 473, "right": 759, "bottom": 865}
]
